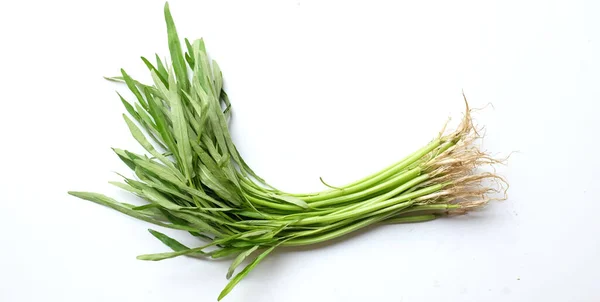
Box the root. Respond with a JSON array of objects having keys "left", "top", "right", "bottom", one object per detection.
[{"left": 413, "top": 94, "right": 509, "bottom": 213}]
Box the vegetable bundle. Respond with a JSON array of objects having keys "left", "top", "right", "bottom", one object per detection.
[{"left": 69, "top": 3, "right": 507, "bottom": 300}]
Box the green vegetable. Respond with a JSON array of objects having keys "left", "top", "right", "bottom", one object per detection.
[{"left": 69, "top": 2, "right": 507, "bottom": 300}]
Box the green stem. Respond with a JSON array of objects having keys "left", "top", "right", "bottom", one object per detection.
[
  {"left": 291, "top": 183, "right": 444, "bottom": 226},
  {"left": 308, "top": 167, "right": 422, "bottom": 207},
  {"left": 383, "top": 214, "right": 437, "bottom": 224},
  {"left": 325, "top": 173, "right": 432, "bottom": 217},
  {"left": 292, "top": 139, "right": 442, "bottom": 201},
  {"left": 396, "top": 204, "right": 459, "bottom": 216},
  {"left": 282, "top": 214, "right": 436, "bottom": 246}
]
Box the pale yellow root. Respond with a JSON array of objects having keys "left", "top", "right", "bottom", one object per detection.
[{"left": 415, "top": 95, "right": 508, "bottom": 213}]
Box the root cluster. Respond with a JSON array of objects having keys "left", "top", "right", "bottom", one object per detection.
[{"left": 416, "top": 99, "right": 508, "bottom": 213}]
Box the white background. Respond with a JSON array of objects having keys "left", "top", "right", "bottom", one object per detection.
[{"left": 1, "top": 0, "right": 599, "bottom": 301}]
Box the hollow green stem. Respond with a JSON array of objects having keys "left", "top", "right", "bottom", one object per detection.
[
  {"left": 325, "top": 173, "right": 433, "bottom": 217},
  {"left": 282, "top": 214, "right": 436, "bottom": 246},
  {"left": 396, "top": 204, "right": 459, "bottom": 216},
  {"left": 308, "top": 167, "right": 422, "bottom": 207},
  {"left": 383, "top": 214, "right": 437, "bottom": 224},
  {"left": 292, "top": 139, "right": 442, "bottom": 201},
  {"left": 291, "top": 183, "right": 444, "bottom": 226}
]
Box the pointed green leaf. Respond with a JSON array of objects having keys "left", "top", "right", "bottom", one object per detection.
[
  {"left": 184, "top": 38, "right": 195, "bottom": 67},
  {"left": 141, "top": 187, "right": 182, "bottom": 210},
  {"left": 221, "top": 90, "right": 232, "bottom": 120},
  {"left": 112, "top": 148, "right": 136, "bottom": 170},
  {"left": 227, "top": 246, "right": 259, "bottom": 279},
  {"left": 164, "top": 2, "right": 189, "bottom": 91},
  {"left": 210, "top": 248, "right": 245, "bottom": 259},
  {"left": 132, "top": 203, "right": 159, "bottom": 211},
  {"left": 67, "top": 191, "right": 196, "bottom": 232},
  {"left": 109, "top": 181, "right": 142, "bottom": 195},
  {"left": 117, "top": 92, "right": 141, "bottom": 121},
  {"left": 212, "top": 60, "right": 223, "bottom": 94},
  {"left": 136, "top": 233, "right": 246, "bottom": 261},
  {"left": 122, "top": 114, "right": 175, "bottom": 171},
  {"left": 155, "top": 54, "right": 169, "bottom": 84},
  {"left": 268, "top": 193, "right": 309, "bottom": 209},
  {"left": 238, "top": 229, "right": 271, "bottom": 239},
  {"left": 184, "top": 53, "right": 194, "bottom": 69},
  {"left": 120, "top": 69, "right": 149, "bottom": 110},
  {"left": 148, "top": 228, "right": 190, "bottom": 251},
  {"left": 104, "top": 76, "right": 160, "bottom": 96},
  {"left": 133, "top": 158, "right": 184, "bottom": 185},
  {"left": 167, "top": 68, "right": 193, "bottom": 181},
  {"left": 145, "top": 88, "right": 177, "bottom": 153},
  {"left": 218, "top": 242, "right": 284, "bottom": 301},
  {"left": 141, "top": 56, "right": 168, "bottom": 86},
  {"left": 134, "top": 103, "right": 156, "bottom": 129},
  {"left": 136, "top": 245, "right": 208, "bottom": 261}
]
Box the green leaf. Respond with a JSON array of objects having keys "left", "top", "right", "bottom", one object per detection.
[
  {"left": 198, "top": 165, "right": 241, "bottom": 205},
  {"left": 122, "top": 114, "right": 176, "bottom": 171},
  {"left": 67, "top": 191, "right": 197, "bottom": 232},
  {"left": 164, "top": 2, "right": 189, "bottom": 91},
  {"left": 132, "top": 102, "right": 167, "bottom": 151},
  {"left": 158, "top": 208, "right": 202, "bottom": 237},
  {"left": 217, "top": 153, "right": 230, "bottom": 168},
  {"left": 141, "top": 187, "right": 182, "bottom": 210},
  {"left": 132, "top": 203, "right": 159, "bottom": 211},
  {"left": 169, "top": 211, "right": 224, "bottom": 236},
  {"left": 103, "top": 76, "right": 159, "bottom": 96},
  {"left": 141, "top": 56, "right": 167, "bottom": 86},
  {"left": 221, "top": 91, "right": 232, "bottom": 120},
  {"left": 210, "top": 248, "right": 245, "bottom": 259},
  {"left": 147, "top": 229, "right": 204, "bottom": 256},
  {"left": 184, "top": 38, "right": 195, "bottom": 67},
  {"left": 137, "top": 244, "right": 208, "bottom": 261},
  {"left": 218, "top": 241, "right": 284, "bottom": 301},
  {"left": 182, "top": 185, "right": 230, "bottom": 209},
  {"left": 142, "top": 174, "right": 195, "bottom": 205},
  {"left": 226, "top": 246, "right": 259, "bottom": 279},
  {"left": 185, "top": 88, "right": 210, "bottom": 144},
  {"left": 133, "top": 158, "right": 185, "bottom": 185},
  {"left": 131, "top": 157, "right": 227, "bottom": 209},
  {"left": 166, "top": 68, "right": 193, "bottom": 181},
  {"left": 199, "top": 90, "right": 229, "bottom": 158},
  {"left": 191, "top": 39, "right": 207, "bottom": 89},
  {"left": 134, "top": 102, "right": 156, "bottom": 129},
  {"left": 192, "top": 144, "right": 234, "bottom": 184},
  {"left": 199, "top": 50, "right": 216, "bottom": 96},
  {"left": 103, "top": 76, "right": 122, "bottom": 83},
  {"left": 145, "top": 88, "right": 177, "bottom": 153},
  {"left": 109, "top": 180, "right": 142, "bottom": 195},
  {"left": 112, "top": 148, "right": 136, "bottom": 170},
  {"left": 212, "top": 60, "right": 223, "bottom": 94},
  {"left": 120, "top": 69, "right": 149, "bottom": 110},
  {"left": 136, "top": 233, "right": 246, "bottom": 261},
  {"left": 268, "top": 193, "right": 309, "bottom": 209},
  {"left": 155, "top": 54, "right": 169, "bottom": 84},
  {"left": 117, "top": 92, "right": 141, "bottom": 122},
  {"left": 237, "top": 229, "right": 272, "bottom": 239}
]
